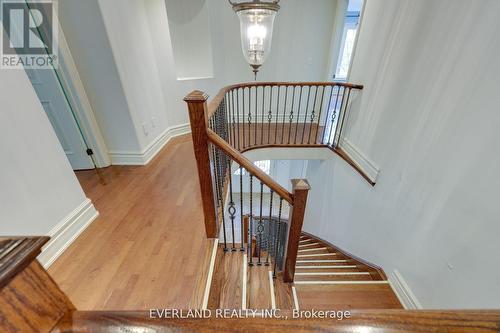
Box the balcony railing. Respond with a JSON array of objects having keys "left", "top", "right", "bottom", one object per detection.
[{"left": 184, "top": 81, "right": 363, "bottom": 282}]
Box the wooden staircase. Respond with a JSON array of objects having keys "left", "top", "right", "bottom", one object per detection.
[{"left": 207, "top": 232, "right": 402, "bottom": 311}]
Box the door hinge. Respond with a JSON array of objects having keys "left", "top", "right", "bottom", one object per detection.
[{"left": 86, "top": 148, "right": 94, "bottom": 156}]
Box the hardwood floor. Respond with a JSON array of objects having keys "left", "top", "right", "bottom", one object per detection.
[{"left": 48, "top": 134, "right": 214, "bottom": 310}]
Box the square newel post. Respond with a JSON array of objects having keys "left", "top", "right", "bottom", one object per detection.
[
  {"left": 184, "top": 91, "right": 217, "bottom": 238},
  {"left": 283, "top": 179, "right": 311, "bottom": 283}
]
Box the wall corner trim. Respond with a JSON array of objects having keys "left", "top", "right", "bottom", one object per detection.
[
  {"left": 108, "top": 123, "right": 191, "bottom": 165},
  {"left": 389, "top": 269, "right": 423, "bottom": 309},
  {"left": 38, "top": 198, "right": 99, "bottom": 269},
  {"left": 340, "top": 138, "right": 380, "bottom": 183}
]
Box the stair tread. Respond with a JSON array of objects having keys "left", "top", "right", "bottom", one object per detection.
[
  {"left": 294, "top": 284, "right": 403, "bottom": 310},
  {"left": 294, "top": 274, "right": 374, "bottom": 282}
]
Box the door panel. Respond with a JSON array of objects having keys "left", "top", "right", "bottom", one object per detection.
[{"left": 25, "top": 68, "right": 94, "bottom": 170}]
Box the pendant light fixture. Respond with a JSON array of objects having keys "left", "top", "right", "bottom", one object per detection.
[{"left": 229, "top": 0, "right": 280, "bottom": 79}]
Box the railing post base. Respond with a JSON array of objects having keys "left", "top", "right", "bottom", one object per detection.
[
  {"left": 184, "top": 91, "right": 217, "bottom": 238},
  {"left": 283, "top": 179, "right": 311, "bottom": 283}
]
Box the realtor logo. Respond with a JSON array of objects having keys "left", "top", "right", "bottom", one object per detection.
[{"left": 1, "top": 0, "right": 58, "bottom": 69}]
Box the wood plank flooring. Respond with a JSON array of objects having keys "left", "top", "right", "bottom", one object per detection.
[{"left": 48, "top": 135, "right": 213, "bottom": 310}]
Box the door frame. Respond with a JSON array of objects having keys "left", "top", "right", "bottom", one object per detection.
[
  {"left": 30, "top": 2, "right": 111, "bottom": 168},
  {"left": 53, "top": 16, "right": 111, "bottom": 168}
]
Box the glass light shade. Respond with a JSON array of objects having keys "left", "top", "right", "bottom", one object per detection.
[{"left": 237, "top": 8, "right": 277, "bottom": 71}]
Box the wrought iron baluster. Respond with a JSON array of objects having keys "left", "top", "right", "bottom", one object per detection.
[
  {"left": 308, "top": 86, "right": 319, "bottom": 144},
  {"left": 281, "top": 86, "right": 288, "bottom": 144},
  {"left": 261, "top": 86, "right": 265, "bottom": 145},
  {"left": 321, "top": 85, "right": 335, "bottom": 144},
  {"left": 273, "top": 198, "right": 283, "bottom": 278},
  {"left": 236, "top": 88, "right": 241, "bottom": 150},
  {"left": 312, "top": 85, "right": 326, "bottom": 144},
  {"left": 248, "top": 87, "right": 252, "bottom": 148},
  {"left": 214, "top": 146, "right": 227, "bottom": 251},
  {"left": 288, "top": 86, "right": 296, "bottom": 144},
  {"left": 328, "top": 86, "right": 344, "bottom": 145},
  {"left": 227, "top": 158, "right": 236, "bottom": 251},
  {"left": 294, "top": 86, "right": 303, "bottom": 144},
  {"left": 267, "top": 86, "right": 273, "bottom": 144},
  {"left": 248, "top": 174, "right": 254, "bottom": 265},
  {"left": 301, "top": 86, "right": 312, "bottom": 144},
  {"left": 274, "top": 86, "right": 280, "bottom": 144},
  {"left": 265, "top": 190, "right": 273, "bottom": 266},
  {"left": 242, "top": 87, "right": 246, "bottom": 149},
  {"left": 335, "top": 87, "right": 352, "bottom": 148},
  {"left": 239, "top": 165, "right": 244, "bottom": 251},
  {"left": 257, "top": 182, "right": 264, "bottom": 265},
  {"left": 254, "top": 86, "right": 258, "bottom": 146}
]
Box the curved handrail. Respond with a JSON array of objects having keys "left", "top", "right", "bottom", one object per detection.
[
  {"left": 208, "top": 81, "right": 364, "bottom": 118},
  {"left": 206, "top": 81, "right": 372, "bottom": 186}
]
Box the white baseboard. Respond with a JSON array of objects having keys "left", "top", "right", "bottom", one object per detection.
[
  {"left": 389, "top": 269, "right": 422, "bottom": 309},
  {"left": 340, "top": 138, "right": 380, "bottom": 183},
  {"left": 37, "top": 198, "right": 99, "bottom": 269},
  {"left": 109, "top": 123, "right": 190, "bottom": 165}
]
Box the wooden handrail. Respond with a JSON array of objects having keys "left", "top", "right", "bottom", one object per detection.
[
  {"left": 207, "top": 128, "right": 294, "bottom": 204},
  {"left": 56, "top": 310, "right": 500, "bottom": 332},
  {"left": 208, "top": 81, "right": 364, "bottom": 118}
]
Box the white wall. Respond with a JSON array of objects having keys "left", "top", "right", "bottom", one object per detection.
[
  {"left": 165, "top": 0, "right": 214, "bottom": 80},
  {"left": 59, "top": 0, "right": 141, "bottom": 153},
  {"left": 303, "top": 0, "right": 500, "bottom": 308},
  {"left": 0, "top": 66, "right": 88, "bottom": 236},
  {"left": 58, "top": 0, "right": 339, "bottom": 162}
]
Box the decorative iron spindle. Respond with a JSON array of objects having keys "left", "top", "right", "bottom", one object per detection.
[
  {"left": 329, "top": 86, "right": 345, "bottom": 145},
  {"left": 265, "top": 190, "right": 273, "bottom": 266},
  {"left": 294, "top": 86, "right": 303, "bottom": 144},
  {"left": 227, "top": 159, "right": 236, "bottom": 251},
  {"left": 248, "top": 174, "right": 254, "bottom": 265},
  {"left": 327, "top": 85, "right": 343, "bottom": 145},
  {"left": 267, "top": 86, "right": 273, "bottom": 144},
  {"left": 321, "top": 85, "right": 335, "bottom": 144},
  {"left": 254, "top": 87, "right": 258, "bottom": 146},
  {"left": 336, "top": 87, "right": 352, "bottom": 148},
  {"left": 261, "top": 86, "right": 265, "bottom": 145},
  {"left": 314, "top": 86, "right": 326, "bottom": 144},
  {"left": 239, "top": 165, "right": 244, "bottom": 251},
  {"left": 288, "top": 86, "right": 296, "bottom": 144},
  {"left": 273, "top": 198, "right": 283, "bottom": 277},
  {"left": 281, "top": 86, "right": 288, "bottom": 144},
  {"left": 257, "top": 182, "right": 264, "bottom": 265},
  {"left": 301, "top": 86, "right": 312, "bottom": 144},
  {"left": 308, "top": 86, "right": 318, "bottom": 144},
  {"left": 274, "top": 86, "right": 280, "bottom": 144}
]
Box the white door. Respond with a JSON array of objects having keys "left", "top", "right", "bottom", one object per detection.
[{"left": 25, "top": 68, "right": 94, "bottom": 170}]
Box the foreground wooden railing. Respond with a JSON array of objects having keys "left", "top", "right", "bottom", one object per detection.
[
  {"left": 2, "top": 240, "right": 499, "bottom": 332},
  {"left": 184, "top": 82, "right": 364, "bottom": 282}
]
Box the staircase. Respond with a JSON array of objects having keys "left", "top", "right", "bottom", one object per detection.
[
  {"left": 207, "top": 231, "right": 402, "bottom": 310},
  {"left": 184, "top": 82, "right": 403, "bottom": 311}
]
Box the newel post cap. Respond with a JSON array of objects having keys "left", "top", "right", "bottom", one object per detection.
[
  {"left": 291, "top": 179, "right": 311, "bottom": 191},
  {"left": 184, "top": 90, "right": 209, "bottom": 102}
]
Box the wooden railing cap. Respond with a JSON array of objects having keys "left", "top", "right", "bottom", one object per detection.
[
  {"left": 184, "top": 90, "right": 209, "bottom": 102},
  {"left": 291, "top": 179, "right": 311, "bottom": 191}
]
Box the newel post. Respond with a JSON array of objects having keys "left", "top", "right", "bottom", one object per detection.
[
  {"left": 184, "top": 91, "right": 217, "bottom": 238},
  {"left": 283, "top": 179, "right": 311, "bottom": 283}
]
